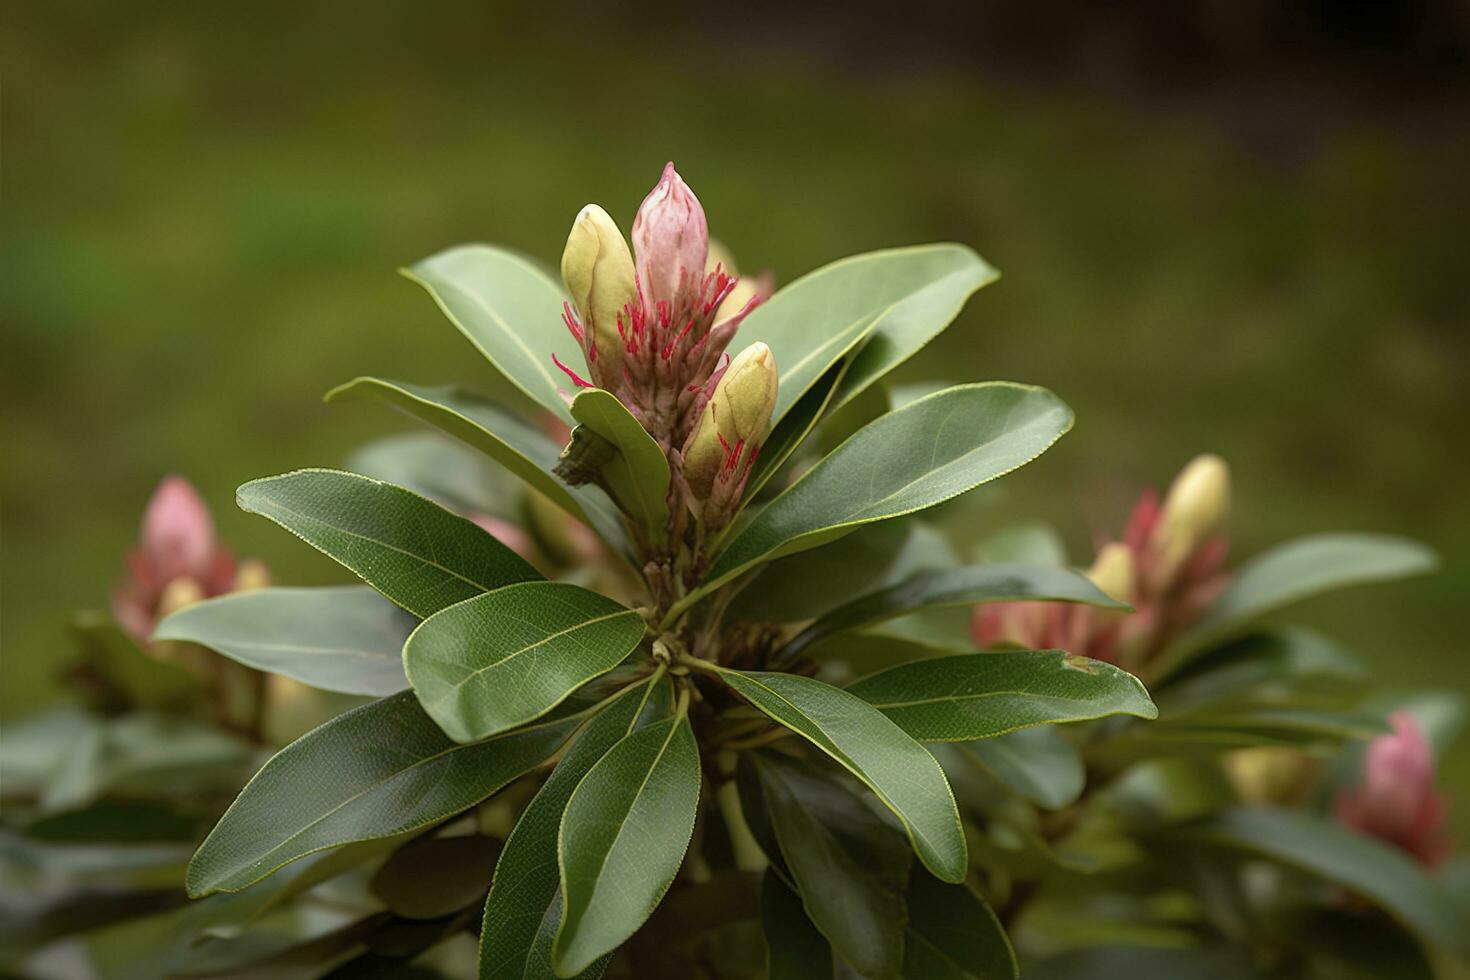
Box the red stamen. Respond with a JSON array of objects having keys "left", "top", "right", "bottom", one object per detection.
[
  {"left": 562, "top": 302, "right": 584, "bottom": 343},
  {"left": 551, "top": 353, "right": 594, "bottom": 389}
]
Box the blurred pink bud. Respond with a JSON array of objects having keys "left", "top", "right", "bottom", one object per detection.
[
  {"left": 470, "top": 513, "right": 537, "bottom": 563},
  {"left": 632, "top": 162, "right": 709, "bottom": 307},
  {"left": 1336, "top": 712, "right": 1452, "bottom": 867},
  {"left": 142, "top": 475, "right": 217, "bottom": 583}
]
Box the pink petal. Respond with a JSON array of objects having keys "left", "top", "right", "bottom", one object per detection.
[{"left": 140, "top": 476, "right": 217, "bottom": 582}]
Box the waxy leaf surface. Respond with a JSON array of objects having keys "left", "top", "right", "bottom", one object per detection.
[{"left": 567, "top": 389, "right": 670, "bottom": 539}]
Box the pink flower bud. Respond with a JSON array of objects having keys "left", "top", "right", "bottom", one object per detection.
[
  {"left": 142, "top": 475, "right": 217, "bottom": 583},
  {"left": 632, "top": 162, "right": 708, "bottom": 308},
  {"left": 1336, "top": 712, "right": 1452, "bottom": 867}
]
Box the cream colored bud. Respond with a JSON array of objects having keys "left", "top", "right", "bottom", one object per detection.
[
  {"left": 157, "top": 576, "right": 205, "bottom": 620},
  {"left": 561, "top": 204, "right": 637, "bottom": 373},
  {"left": 232, "top": 558, "right": 271, "bottom": 592},
  {"left": 1224, "top": 747, "right": 1316, "bottom": 806},
  {"left": 1156, "top": 453, "right": 1230, "bottom": 575},
  {"left": 1087, "top": 542, "right": 1136, "bottom": 604},
  {"left": 682, "top": 342, "right": 778, "bottom": 499}
]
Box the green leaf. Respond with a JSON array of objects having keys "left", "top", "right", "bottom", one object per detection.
[
  {"left": 1156, "top": 627, "right": 1366, "bottom": 715},
  {"left": 742, "top": 359, "right": 850, "bottom": 507},
  {"left": 902, "top": 867, "right": 1018, "bottom": 980},
  {"left": 567, "top": 388, "right": 670, "bottom": 539},
  {"left": 1178, "top": 808, "right": 1466, "bottom": 957},
  {"left": 154, "top": 586, "right": 412, "bottom": 696},
  {"left": 751, "top": 752, "right": 911, "bottom": 978},
  {"left": 326, "top": 378, "right": 626, "bottom": 551},
  {"left": 1157, "top": 533, "right": 1437, "bottom": 678},
  {"left": 762, "top": 872, "right": 835, "bottom": 979},
  {"left": 971, "top": 522, "right": 1068, "bottom": 567},
  {"left": 404, "top": 582, "right": 645, "bottom": 743},
  {"left": 553, "top": 714, "right": 701, "bottom": 976},
  {"left": 187, "top": 692, "right": 580, "bottom": 896},
  {"left": 403, "top": 245, "right": 580, "bottom": 422},
  {"left": 955, "top": 726, "right": 1085, "bottom": 810},
  {"left": 846, "top": 650, "right": 1158, "bottom": 741},
  {"left": 346, "top": 431, "right": 520, "bottom": 519},
  {"left": 752, "top": 244, "right": 996, "bottom": 429},
  {"left": 703, "top": 665, "right": 966, "bottom": 883},
  {"left": 70, "top": 614, "right": 201, "bottom": 712},
  {"left": 371, "top": 833, "right": 502, "bottom": 920},
  {"left": 699, "top": 383, "right": 1073, "bottom": 601},
  {"left": 480, "top": 674, "right": 672, "bottom": 980},
  {"left": 237, "top": 469, "right": 542, "bottom": 619},
  {"left": 780, "top": 564, "right": 1128, "bottom": 663}
]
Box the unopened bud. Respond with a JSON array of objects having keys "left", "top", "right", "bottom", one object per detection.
[
  {"left": 231, "top": 559, "right": 271, "bottom": 593},
  {"left": 561, "top": 204, "right": 637, "bottom": 375},
  {"left": 632, "top": 162, "right": 708, "bottom": 307},
  {"left": 1087, "top": 542, "right": 1136, "bottom": 604},
  {"left": 157, "top": 576, "right": 205, "bottom": 620},
  {"left": 1226, "top": 747, "right": 1316, "bottom": 806},
  {"left": 705, "top": 239, "right": 761, "bottom": 324},
  {"left": 1155, "top": 453, "right": 1230, "bottom": 579},
  {"left": 682, "top": 342, "right": 777, "bottom": 500}
]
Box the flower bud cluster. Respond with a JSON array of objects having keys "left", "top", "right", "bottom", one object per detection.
[{"left": 1335, "top": 712, "right": 1451, "bottom": 867}]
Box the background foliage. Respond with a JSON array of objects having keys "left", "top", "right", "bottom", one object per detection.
[{"left": 4, "top": 0, "right": 1468, "bottom": 831}]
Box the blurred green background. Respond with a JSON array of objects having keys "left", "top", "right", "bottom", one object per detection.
[{"left": 4, "top": 3, "right": 1468, "bottom": 824}]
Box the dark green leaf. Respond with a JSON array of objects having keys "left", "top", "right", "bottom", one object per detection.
[
  {"left": 845, "top": 651, "right": 1157, "bottom": 741},
  {"left": 705, "top": 666, "right": 966, "bottom": 883},
  {"left": 554, "top": 714, "right": 701, "bottom": 975},
  {"left": 404, "top": 582, "right": 644, "bottom": 743},
  {"left": 236, "top": 469, "right": 542, "bottom": 619},
  {"left": 154, "top": 586, "right": 412, "bottom": 696},
  {"left": 371, "top": 834, "right": 501, "bottom": 920},
  {"left": 567, "top": 388, "right": 670, "bottom": 538},
  {"left": 187, "top": 692, "right": 580, "bottom": 896},
  {"left": 902, "top": 867, "right": 1018, "bottom": 980},
  {"left": 762, "top": 872, "right": 835, "bottom": 980}
]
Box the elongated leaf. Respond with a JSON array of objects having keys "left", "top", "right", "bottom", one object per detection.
[
  {"left": 346, "top": 431, "right": 519, "bottom": 519},
  {"left": 326, "top": 378, "right": 626, "bottom": 550},
  {"left": 1179, "top": 808, "right": 1466, "bottom": 956},
  {"left": 752, "top": 244, "right": 994, "bottom": 429},
  {"left": 187, "top": 692, "right": 579, "bottom": 896},
  {"left": 846, "top": 651, "right": 1157, "bottom": 741},
  {"left": 554, "top": 715, "right": 701, "bottom": 975},
  {"left": 1157, "top": 533, "right": 1436, "bottom": 677},
  {"left": 237, "top": 469, "right": 541, "bottom": 619},
  {"left": 903, "top": 867, "right": 1018, "bottom": 980},
  {"left": 568, "top": 388, "right": 670, "bottom": 539},
  {"left": 154, "top": 586, "right": 412, "bottom": 696},
  {"left": 404, "top": 245, "right": 580, "bottom": 421},
  {"left": 706, "top": 666, "right": 966, "bottom": 883},
  {"left": 405, "top": 582, "right": 645, "bottom": 743},
  {"left": 700, "top": 383, "right": 1072, "bottom": 599},
  {"left": 480, "top": 674, "right": 672, "bottom": 980},
  {"left": 957, "top": 726, "right": 1085, "bottom": 810},
  {"left": 753, "top": 752, "right": 911, "bottom": 978},
  {"left": 762, "top": 872, "right": 835, "bottom": 979},
  {"left": 781, "top": 564, "right": 1127, "bottom": 662},
  {"left": 1156, "top": 628, "right": 1366, "bottom": 715}
]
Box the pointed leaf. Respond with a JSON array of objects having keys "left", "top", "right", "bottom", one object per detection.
[
  {"left": 404, "top": 245, "right": 580, "bottom": 421},
  {"left": 780, "top": 563, "right": 1128, "bottom": 663},
  {"left": 154, "top": 586, "right": 412, "bottom": 696},
  {"left": 187, "top": 692, "right": 580, "bottom": 896},
  {"left": 846, "top": 651, "right": 1157, "bottom": 741},
  {"left": 326, "top": 378, "right": 627, "bottom": 551},
  {"left": 553, "top": 715, "right": 701, "bottom": 975},
  {"left": 237, "top": 469, "right": 541, "bottom": 619},
  {"left": 700, "top": 383, "right": 1072, "bottom": 599},
  {"left": 404, "top": 582, "right": 645, "bottom": 743},
  {"left": 567, "top": 389, "right": 670, "bottom": 539},
  {"left": 480, "top": 675, "right": 673, "bottom": 980},
  {"left": 902, "top": 867, "right": 1018, "bottom": 980},
  {"left": 706, "top": 666, "right": 966, "bottom": 883}
]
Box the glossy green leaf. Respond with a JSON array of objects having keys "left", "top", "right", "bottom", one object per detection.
[
  {"left": 846, "top": 650, "right": 1158, "bottom": 741},
  {"left": 1180, "top": 808, "right": 1466, "bottom": 956},
  {"left": 480, "top": 674, "right": 672, "bottom": 980},
  {"left": 346, "top": 431, "right": 520, "bottom": 519},
  {"left": 187, "top": 692, "right": 580, "bottom": 896},
  {"left": 956, "top": 726, "right": 1085, "bottom": 810},
  {"left": 404, "top": 245, "right": 580, "bottom": 421},
  {"left": 567, "top": 388, "right": 670, "bottom": 539},
  {"left": 705, "top": 665, "right": 966, "bottom": 883},
  {"left": 699, "top": 383, "right": 1072, "bottom": 600},
  {"left": 154, "top": 586, "right": 412, "bottom": 696},
  {"left": 1157, "top": 533, "right": 1437, "bottom": 677},
  {"left": 781, "top": 564, "right": 1128, "bottom": 662},
  {"left": 404, "top": 582, "right": 644, "bottom": 743},
  {"left": 762, "top": 872, "right": 835, "bottom": 979},
  {"left": 752, "top": 752, "right": 911, "bottom": 978},
  {"left": 752, "top": 244, "right": 995, "bottom": 428},
  {"left": 903, "top": 867, "right": 1018, "bottom": 980},
  {"left": 236, "top": 469, "right": 542, "bottom": 619},
  {"left": 326, "top": 378, "right": 626, "bottom": 549},
  {"left": 553, "top": 715, "right": 701, "bottom": 975}
]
